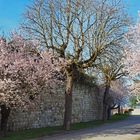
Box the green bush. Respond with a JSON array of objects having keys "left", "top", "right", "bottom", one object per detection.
[{"left": 124, "top": 110, "right": 129, "bottom": 114}]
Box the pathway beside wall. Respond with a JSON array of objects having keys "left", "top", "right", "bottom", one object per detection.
[{"left": 39, "top": 115, "right": 140, "bottom": 140}]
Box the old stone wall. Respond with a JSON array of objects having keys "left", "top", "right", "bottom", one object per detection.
[{"left": 1, "top": 81, "right": 103, "bottom": 131}]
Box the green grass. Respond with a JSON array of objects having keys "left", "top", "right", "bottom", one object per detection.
[
  {"left": 0, "top": 126, "right": 63, "bottom": 140},
  {"left": 0, "top": 114, "right": 129, "bottom": 140},
  {"left": 71, "top": 114, "right": 129, "bottom": 130},
  {"left": 107, "top": 113, "right": 129, "bottom": 123}
]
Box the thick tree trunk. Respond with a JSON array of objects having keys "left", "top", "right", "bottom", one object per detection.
[
  {"left": 102, "top": 85, "right": 110, "bottom": 121},
  {"left": 63, "top": 72, "right": 73, "bottom": 130},
  {"left": 0, "top": 105, "right": 10, "bottom": 135}
]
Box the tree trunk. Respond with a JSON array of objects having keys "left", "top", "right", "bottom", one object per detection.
[
  {"left": 63, "top": 71, "right": 73, "bottom": 130},
  {"left": 118, "top": 104, "right": 121, "bottom": 114},
  {"left": 102, "top": 85, "right": 110, "bottom": 121},
  {"left": 107, "top": 105, "right": 111, "bottom": 120},
  {"left": 0, "top": 105, "right": 10, "bottom": 135}
]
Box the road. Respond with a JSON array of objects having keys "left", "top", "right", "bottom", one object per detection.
[{"left": 35, "top": 115, "right": 140, "bottom": 140}]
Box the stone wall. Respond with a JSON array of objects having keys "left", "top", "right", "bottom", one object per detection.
[{"left": 1, "top": 81, "right": 103, "bottom": 131}]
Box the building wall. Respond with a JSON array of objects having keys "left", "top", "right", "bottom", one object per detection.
[
  {"left": 132, "top": 104, "right": 140, "bottom": 115},
  {"left": 3, "top": 82, "right": 103, "bottom": 131}
]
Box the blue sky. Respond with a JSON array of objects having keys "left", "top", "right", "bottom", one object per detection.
[
  {"left": 0, "top": 0, "right": 31, "bottom": 34},
  {"left": 124, "top": 0, "right": 140, "bottom": 18},
  {"left": 0, "top": 0, "right": 140, "bottom": 34}
]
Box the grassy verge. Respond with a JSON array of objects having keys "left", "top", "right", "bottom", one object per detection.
[
  {"left": 107, "top": 113, "right": 129, "bottom": 123},
  {"left": 0, "top": 114, "right": 129, "bottom": 140}
]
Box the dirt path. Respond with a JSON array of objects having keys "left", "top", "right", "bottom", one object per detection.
[{"left": 36, "top": 115, "right": 140, "bottom": 140}]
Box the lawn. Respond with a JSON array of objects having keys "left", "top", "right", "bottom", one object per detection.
[{"left": 0, "top": 114, "right": 129, "bottom": 140}]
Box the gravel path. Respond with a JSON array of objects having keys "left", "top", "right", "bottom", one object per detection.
[{"left": 35, "top": 115, "right": 140, "bottom": 140}]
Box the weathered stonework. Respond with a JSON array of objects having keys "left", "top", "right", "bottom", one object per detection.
[{"left": 1, "top": 81, "right": 103, "bottom": 131}]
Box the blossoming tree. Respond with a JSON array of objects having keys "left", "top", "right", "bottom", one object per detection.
[
  {"left": 124, "top": 12, "right": 140, "bottom": 98},
  {"left": 0, "top": 34, "right": 63, "bottom": 133}
]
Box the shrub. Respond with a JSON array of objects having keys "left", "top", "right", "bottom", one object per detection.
[{"left": 124, "top": 110, "right": 129, "bottom": 114}]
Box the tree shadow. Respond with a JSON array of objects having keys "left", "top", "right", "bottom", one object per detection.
[{"left": 46, "top": 115, "right": 140, "bottom": 140}]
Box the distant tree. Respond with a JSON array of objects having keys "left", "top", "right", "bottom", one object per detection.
[
  {"left": 129, "top": 96, "right": 139, "bottom": 108},
  {"left": 0, "top": 34, "right": 63, "bottom": 134},
  {"left": 124, "top": 12, "right": 140, "bottom": 97},
  {"left": 22, "top": 0, "right": 128, "bottom": 129},
  {"left": 109, "top": 80, "right": 129, "bottom": 116},
  {"left": 97, "top": 60, "right": 126, "bottom": 120}
]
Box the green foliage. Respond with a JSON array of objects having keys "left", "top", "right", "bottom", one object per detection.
[
  {"left": 129, "top": 96, "right": 138, "bottom": 108},
  {"left": 107, "top": 114, "right": 129, "bottom": 122}
]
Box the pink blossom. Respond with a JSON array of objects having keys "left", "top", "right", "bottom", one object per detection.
[{"left": 0, "top": 34, "right": 64, "bottom": 110}]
